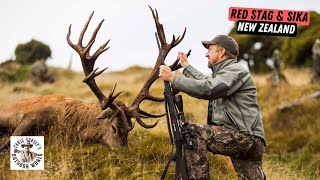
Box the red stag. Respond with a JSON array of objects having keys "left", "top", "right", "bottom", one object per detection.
[{"left": 0, "top": 7, "right": 186, "bottom": 152}]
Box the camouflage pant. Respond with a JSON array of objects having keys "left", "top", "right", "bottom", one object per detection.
[{"left": 184, "top": 124, "right": 265, "bottom": 180}]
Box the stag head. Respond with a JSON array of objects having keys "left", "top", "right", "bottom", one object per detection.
[{"left": 66, "top": 7, "right": 186, "bottom": 148}]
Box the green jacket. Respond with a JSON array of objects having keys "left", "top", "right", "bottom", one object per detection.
[{"left": 172, "top": 58, "right": 265, "bottom": 142}]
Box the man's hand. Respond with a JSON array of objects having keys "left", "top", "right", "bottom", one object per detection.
[
  {"left": 159, "top": 65, "right": 174, "bottom": 82},
  {"left": 178, "top": 51, "right": 189, "bottom": 68}
]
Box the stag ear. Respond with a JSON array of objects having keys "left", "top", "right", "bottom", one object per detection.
[{"left": 96, "top": 109, "right": 113, "bottom": 119}]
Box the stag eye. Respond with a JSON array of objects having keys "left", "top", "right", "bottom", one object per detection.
[{"left": 112, "top": 125, "right": 117, "bottom": 134}]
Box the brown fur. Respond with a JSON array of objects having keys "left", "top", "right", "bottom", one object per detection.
[{"left": 0, "top": 94, "right": 130, "bottom": 151}]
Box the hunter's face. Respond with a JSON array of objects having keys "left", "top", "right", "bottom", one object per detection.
[{"left": 206, "top": 45, "right": 225, "bottom": 66}]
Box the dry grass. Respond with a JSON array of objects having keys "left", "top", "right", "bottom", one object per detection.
[{"left": 0, "top": 66, "right": 319, "bottom": 179}]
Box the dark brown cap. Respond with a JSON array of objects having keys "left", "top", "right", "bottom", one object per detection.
[{"left": 202, "top": 35, "right": 239, "bottom": 56}]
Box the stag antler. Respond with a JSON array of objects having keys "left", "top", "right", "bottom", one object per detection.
[
  {"left": 66, "top": 8, "right": 186, "bottom": 131},
  {"left": 67, "top": 12, "right": 134, "bottom": 130},
  {"left": 67, "top": 12, "right": 121, "bottom": 110},
  {"left": 128, "top": 6, "right": 186, "bottom": 123}
]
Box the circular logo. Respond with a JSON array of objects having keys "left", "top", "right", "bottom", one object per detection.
[{"left": 10, "top": 136, "right": 44, "bottom": 170}]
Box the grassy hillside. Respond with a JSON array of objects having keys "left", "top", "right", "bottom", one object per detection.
[{"left": 0, "top": 66, "right": 319, "bottom": 179}]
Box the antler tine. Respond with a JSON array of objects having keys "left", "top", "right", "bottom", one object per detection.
[
  {"left": 131, "top": 109, "right": 159, "bottom": 128},
  {"left": 100, "top": 39, "right": 111, "bottom": 49},
  {"left": 148, "top": 6, "right": 156, "bottom": 19},
  {"left": 83, "top": 67, "right": 108, "bottom": 83},
  {"left": 137, "top": 108, "right": 165, "bottom": 118},
  {"left": 146, "top": 94, "right": 163, "bottom": 102},
  {"left": 85, "top": 19, "right": 105, "bottom": 59},
  {"left": 88, "top": 19, "right": 105, "bottom": 46},
  {"left": 67, "top": 25, "right": 77, "bottom": 51},
  {"left": 136, "top": 117, "right": 158, "bottom": 128},
  {"left": 92, "top": 39, "right": 110, "bottom": 60},
  {"left": 154, "top": 6, "right": 167, "bottom": 45},
  {"left": 79, "top": 11, "right": 94, "bottom": 48},
  {"left": 174, "top": 27, "right": 187, "bottom": 46},
  {"left": 158, "top": 24, "right": 168, "bottom": 46},
  {"left": 169, "top": 27, "right": 187, "bottom": 48},
  {"left": 155, "top": 7, "right": 159, "bottom": 19},
  {"left": 148, "top": 6, "right": 168, "bottom": 47},
  {"left": 67, "top": 12, "right": 121, "bottom": 111},
  {"left": 102, "top": 83, "right": 124, "bottom": 110}
]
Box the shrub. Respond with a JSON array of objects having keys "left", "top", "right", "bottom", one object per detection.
[{"left": 15, "top": 39, "right": 51, "bottom": 65}]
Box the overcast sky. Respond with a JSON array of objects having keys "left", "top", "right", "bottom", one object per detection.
[{"left": 1, "top": 0, "right": 319, "bottom": 74}]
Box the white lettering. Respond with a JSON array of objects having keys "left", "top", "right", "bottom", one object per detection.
[
  {"left": 263, "top": 23, "right": 269, "bottom": 32},
  {"left": 237, "top": 22, "right": 245, "bottom": 31},
  {"left": 258, "top": 23, "right": 264, "bottom": 32},
  {"left": 289, "top": 25, "right": 295, "bottom": 34},
  {"left": 244, "top": 22, "right": 249, "bottom": 31},
  {"left": 277, "top": 25, "right": 283, "bottom": 33},
  {"left": 283, "top": 25, "right": 289, "bottom": 33},
  {"left": 268, "top": 24, "right": 274, "bottom": 33},
  {"left": 248, "top": 23, "right": 257, "bottom": 32}
]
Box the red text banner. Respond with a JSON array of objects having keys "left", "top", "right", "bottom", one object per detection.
[{"left": 229, "top": 7, "right": 310, "bottom": 26}]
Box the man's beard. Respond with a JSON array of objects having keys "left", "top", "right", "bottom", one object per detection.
[{"left": 207, "top": 61, "right": 213, "bottom": 68}]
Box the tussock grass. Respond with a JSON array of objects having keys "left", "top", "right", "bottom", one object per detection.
[{"left": 1, "top": 66, "right": 320, "bottom": 179}]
